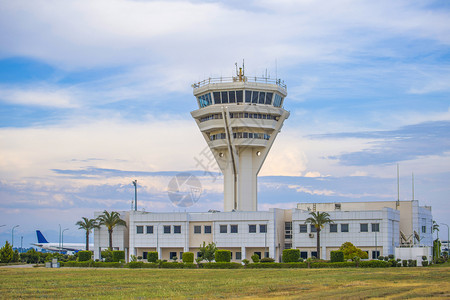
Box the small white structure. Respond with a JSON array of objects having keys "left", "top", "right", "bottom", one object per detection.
[{"left": 395, "top": 246, "right": 432, "bottom": 266}]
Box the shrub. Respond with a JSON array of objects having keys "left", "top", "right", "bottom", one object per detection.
[
  {"left": 388, "top": 254, "right": 395, "bottom": 259},
  {"left": 339, "top": 242, "right": 368, "bottom": 260},
  {"left": 422, "top": 256, "right": 427, "bottom": 261},
  {"left": 408, "top": 260, "right": 417, "bottom": 267},
  {"left": 203, "top": 262, "right": 242, "bottom": 269},
  {"left": 101, "top": 250, "right": 113, "bottom": 262},
  {"left": 260, "top": 257, "right": 275, "bottom": 263},
  {"left": 147, "top": 252, "right": 158, "bottom": 263},
  {"left": 377, "top": 256, "right": 384, "bottom": 261},
  {"left": 402, "top": 260, "right": 408, "bottom": 267},
  {"left": 384, "top": 256, "right": 389, "bottom": 262},
  {"left": 242, "top": 259, "right": 250, "bottom": 266},
  {"left": 77, "top": 251, "right": 92, "bottom": 262},
  {"left": 330, "top": 251, "right": 344, "bottom": 263},
  {"left": 161, "top": 262, "right": 183, "bottom": 268},
  {"left": 422, "top": 261, "right": 429, "bottom": 266},
  {"left": 215, "top": 250, "right": 231, "bottom": 263},
  {"left": 112, "top": 251, "right": 125, "bottom": 262},
  {"left": 359, "top": 260, "right": 390, "bottom": 268},
  {"left": 182, "top": 252, "right": 194, "bottom": 263},
  {"left": 128, "top": 261, "right": 144, "bottom": 268},
  {"left": 311, "top": 262, "right": 356, "bottom": 268},
  {"left": 93, "top": 262, "right": 123, "bottom": 268},
  {"left": 251, "top": 254, "right": 260, "bottom": 263},
  {"left": 388, "top": 259, "right": 397, "bottom": 267},
  {"left": 282, "top": 249, "right": 300, "bottom": 263}
]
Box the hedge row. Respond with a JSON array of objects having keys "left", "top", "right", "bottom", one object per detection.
[{"left": 62, "top": 260, "right": 391, "bottom": 269}]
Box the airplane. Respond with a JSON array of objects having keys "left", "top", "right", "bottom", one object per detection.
[{"left": 32, "top": 230, "right": 93, "bottom": 253}]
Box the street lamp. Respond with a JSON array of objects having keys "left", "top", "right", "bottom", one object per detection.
[
  {"left": 132, "top": 180, "right": 138, "bottom": 211},
  {"left": 12, "top": 225, "right": 19, "bottom": 248},
  {"left": 441, "top": 223, "right": 449, "bottom": 252},
  {"left": 62, "top": 228, "right": 69, "bottom": 252}
]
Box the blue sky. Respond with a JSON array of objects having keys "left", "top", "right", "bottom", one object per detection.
[{"left": 0, "top": 0, "right": 449, "bottom": 247}]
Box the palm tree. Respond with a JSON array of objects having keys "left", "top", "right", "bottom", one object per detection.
[
  {"left": 75, "top": 217, "right": 99, "bottom": 251},
  {"left": 305, "top": 211, "right": 333, "bottom": 260},
  {"left": 433, "top": 220, "right": 440, "bottom": 239},
  {"left": 97, "top": 211, "right": 127, "bottom": 250}
]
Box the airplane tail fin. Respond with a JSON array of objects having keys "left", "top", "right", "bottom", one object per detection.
[{"left": 36, "top": 230, "right": 49, "bottom": 244}]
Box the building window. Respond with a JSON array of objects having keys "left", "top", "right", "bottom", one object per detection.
[
  {"left": 249, "top": 224, "right": 257, "bottom": 233},
  {"left": 310, "top": 225, "right": 317, "bottom": 233},
  {"left": 204, "top": 225, "right": 212, "bottom": 234},
  {"left": 300, "top": 251, "right": 308, "bottom": 259},
  {"left": 236, "top": 252, "right": 242, "bottom": 260},
  {"left": 311, "top": 251, "right": 318, "bottom": 258},
  {"left": 136, "top": 226, "right": 144, "bottom": 234},
  {"left": 260, "top": 224, "right": 267, "bottom": 233},
  {"left": 197, "top": 252, "right": 202, "bottom": 258},
  {"left": 163, "top": 225, "right": 171, "bottom": 234},
  {"left": 372, "top": 223, "right": 380, "bottom": 232},
  {"left": 285, "top": 222, "right": 292, "bottom": 230},
  {"left": 284, "top": 243, "right": 292, "bottom": 249},
  {"left": 194, "top": 226, "right": 201, "bottom": 234},
  {"left": 422, "top": 226, "right": 426, "bottom": 233},
  {"left": 143, "top": 252, "right": 148, "bottom": 260},
  {"left": 220, "top": 225, "right": 227, "bottom": 233},
  {"left": 254, "top": 252, "right": 261, "bottom": 259},
  {"left": 372, "top": 250, "right": 380, "bottom": 259},
  {"left": 231, "top": 225, "right": 238, "bottom": 233},
  {"left": 330, "top": 224, "right": 338, "bottom": 233},
  {"left": 174, "top": 225, "right": 181, "bottom": 234},
  {"left": 341, "top": 224, "right": 349, "bottom": 232},
  {"left": 169, "top": 252, "right": 177, "bottom": 260},
  {"left": 146, "top": 226, "right": 153, "bottom": 234},
  {"left": 299, "top": 224, "right": 307, "bottom": 233},
  {"left": 360, "top": 223, "right": 368, "bottom": 232},
  {"left": 265, "top": 252, "right": 270, "bottom": 258}
]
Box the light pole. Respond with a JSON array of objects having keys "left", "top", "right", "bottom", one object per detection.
[
  {"left": 59, "top": 224, "right": 61, "bottom": 252},
  {"left": 441, "top": 223, "right": 449, "bottom": 253},
  {"left": 62, "top": 228, "right": 69, "bottom": 253},
  {"left": 12, "top": 225, "right": 19, "bottom": 248},
  {"left": 21, "top": 236, "right": 23, "bottom": 252},
  {"left": 132, "top": 180, "right": 138, "bottom": 211}
]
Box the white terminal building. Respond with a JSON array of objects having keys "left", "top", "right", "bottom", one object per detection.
[{"left": 94, "top": 68, "right": 433, "bottom": 262}]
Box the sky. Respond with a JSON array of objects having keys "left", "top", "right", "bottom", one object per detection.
[{"left": 0, "top": 0, "right": 449, "bottom": 247}]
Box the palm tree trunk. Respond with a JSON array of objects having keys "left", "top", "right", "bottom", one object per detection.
[
  {"left": 86, "top": 231, "right": 89, "bottom": 251},
  {"left": 317, "top": 229, "right": 321, "bottom": 259},
  {"left": 108, "top": 229, "right": 113, "bottom": 250}
]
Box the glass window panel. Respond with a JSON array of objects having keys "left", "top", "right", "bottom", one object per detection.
[
  {"left": 230, "top": 225, "right": 238, "bottom": 233},
  {"left": 265, "top": 92, "right": 273, "bottom": 105},
  {"left": 220, "top": 225, "right": 227, "bottom": 233},
  {"left": 330, "top": 224, "right": 338, "bottom": 233},
  {"left": 341, "top": 224, "right": 349, "bottom": 232},
  {"left": 236, "top": 90, "right": 243, "bottom": 103},
  {"left": 228, "top": 91, "right": 236, "bottom": 103},
  {"left": 204, "top": 225, "right": 212, "bottom": 234},
  {"left": 311, "top": 225, "right": 317, "bottom": 232},
  {"left": 299, "top": 224, "right": 307, "bottom": 233},
  {"left": 194, "top": 225, "right": 201, "bottom": 234},
  {"left": 372, "top": 223, "right": 380, "bottom": 232},
  {"left": 360, "top": 223, "right": 368, "bottom": 232},
  {"left": 174, "top": 225, "right": 181, "bottom": 234},
  {"left": 136, "top": 226, "right": 143, "bottom": 234},
  {"left": 252, "top": 91, "right": 259, "bottom": 103},
  {"left": 221, "top": 91, "right": 228, "bottom": 103},
  {"left": 164, "top": 225, "right": 171, "bottom": 234},
  {"left": 249, "top": 225, "right": 256, "bottom": 233},
  {"left": 245, "top": 91, "right": 252, "bottom": 103},
  {"left": 260, "top": 224, "right": 267, "bottom": 233},
  {"left": 213, "top": 92, "right": 221, "bottom": 104},
  {"left": 259, "top": 92, "right": 265, "bottom": 104},
  {"left": 236, "top": 252, "right": 242, "bottom": 260},
  {"left": 146, "top": 226, "right": 153, "bottom": 234}
]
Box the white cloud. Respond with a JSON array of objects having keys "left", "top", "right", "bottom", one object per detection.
[{"left": 0, "top": 87, "right": 78, "bottom": 108}]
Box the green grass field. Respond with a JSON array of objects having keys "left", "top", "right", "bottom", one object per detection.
[{"left": 1, "top": 264, "right": 449, "bottom": 299}]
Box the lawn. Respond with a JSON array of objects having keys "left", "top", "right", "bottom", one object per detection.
[{"left": 1, "top": 264, "right": 449, "bottom": 299}]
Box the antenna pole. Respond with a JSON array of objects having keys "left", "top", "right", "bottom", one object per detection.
[
  {"left": 132, "top": 180, "right": 138, "bottom": 211},
  {"left": 412, "top": 172, "right": 415, "bottom": 201}
]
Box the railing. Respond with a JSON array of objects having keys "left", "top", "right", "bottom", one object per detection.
[{"left": 192, "top": 76, "right": 287, "bottom": 90}]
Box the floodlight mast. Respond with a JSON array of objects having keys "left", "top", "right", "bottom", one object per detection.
[{"left": 191, "top": 64, "right": 289, "bottom": 211}]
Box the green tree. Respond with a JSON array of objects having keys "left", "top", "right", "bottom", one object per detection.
[
  {"left": 97, "top": 211, "right": 127, "bottom": 250},
  {"left": 198, "top": 242, "right": 217, "bottom": 262},
  {"left": 432, "top": 221, "right": 439, "bottom": 239},
  {"left": 305, "top": 211, "right": 333, "bottom": 259},
  {"left": 76, "top": 217, "right": 99, "bottom": 251},
  {"left": 339, "top": 242, "right": 369, "bottom": 260},
  {"left": 0, "top": 241, "right": 14, "bottom": 263}
]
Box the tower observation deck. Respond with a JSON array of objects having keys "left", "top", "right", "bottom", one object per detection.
[{"left": 191, "top": 67, "right": 289, "bottom": 211}]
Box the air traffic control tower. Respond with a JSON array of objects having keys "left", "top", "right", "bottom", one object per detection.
[{"left": 191, "top": 66, "right": 289, "bottom": 211}]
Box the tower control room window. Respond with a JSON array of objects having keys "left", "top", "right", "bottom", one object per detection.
[
  {"left": 228, "top": 91, "right": 236, "bottom": 103},
  {"left": 273, "top": 94, "right": 283, "bottom": 107},
  {"left": 245, "top": 90, "right": 252, "bottom": 103},
  {"left": 265, "top": 92, "right": 273, "bottom": 105},
  {"left": 236, "top": 90, "right": 243, "bottom": 103},
  {"left": 136, "top": 226, "right": 144, "bottom": 234},
  {"left": 213, "top": 92, "right": 221, "bottom": 104},
  {"left": 198, "top": 93, "right": 212, "bottom": 108}
]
